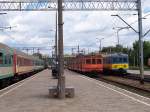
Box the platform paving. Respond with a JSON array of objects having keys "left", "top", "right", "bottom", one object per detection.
[{"left": 0, "top": 69, "right": 150, "bottom": 112}]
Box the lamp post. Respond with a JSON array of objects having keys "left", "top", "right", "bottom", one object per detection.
[
  {"left": 112, "top": 27, "right": 129, "bottom": 45},
  {"left": 96, "top": 38, "right": 104, "bottom": 53},
  {"left": 55, "top": 11, "right": 58, "bottom": 66}
]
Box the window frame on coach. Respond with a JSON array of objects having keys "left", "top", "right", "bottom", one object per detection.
[{"left": 0, "top": 49, "right": 13, "bottom": 67}]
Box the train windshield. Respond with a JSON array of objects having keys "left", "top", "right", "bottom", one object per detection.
[
  {"left": 123, "top": 57, "right": 128, "bottom": 63},
  {"left": 0, "top": 52, "right": 3, "bottom": 64},
  {"left": 113, "top": 57, "right": 128, "bottom": 63}
]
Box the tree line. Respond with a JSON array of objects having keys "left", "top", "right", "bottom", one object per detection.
[{"left": 102, "top": 41, "right": 150, "bottom": 67}]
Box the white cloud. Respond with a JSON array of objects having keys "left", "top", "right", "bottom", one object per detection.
[{"left": 0, "top": 0, "right": 150, "bottom": 55}]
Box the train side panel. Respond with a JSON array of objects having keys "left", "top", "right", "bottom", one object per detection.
[
  {"left": 15, "top": 55, "right": 34, "bottom": 75},
  {"left": 0, "top": 66, "right": 14, "bottom": 79},
  {"left": 66, "top": 54, "right": 103, "bottom": 74}
]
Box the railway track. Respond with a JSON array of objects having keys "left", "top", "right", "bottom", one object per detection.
[
  {"left": 99, "top": 75, "right": 150, "bottom": 92},
  {"left": 125, "top": 73, "right": 150, "bottom": 82}
]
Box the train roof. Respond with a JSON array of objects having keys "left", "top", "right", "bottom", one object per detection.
[
  {"left": 0, "top": 43, "right": 14, "bottom": 54},
  {"left": 0, "top": 43, "right": 42, "bottom": 61},
  {"left": 76, "top": 54, "right": 104, "bottom": 58},
  {"left": 104, "top": 53, "right": 128, "bottom": 57}
]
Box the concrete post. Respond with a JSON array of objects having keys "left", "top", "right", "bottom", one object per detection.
[
  {"left": 57, "top": 0, "right": 65, "bottom": 99},
  {"left": 137, "top": 0, "right": 144, "bottom": 84}
]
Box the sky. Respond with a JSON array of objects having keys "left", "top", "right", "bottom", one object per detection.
[{"left": 0, "top": 0, "right": 150, "bottom": 56}]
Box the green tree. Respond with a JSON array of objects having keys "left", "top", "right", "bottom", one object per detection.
[
  {"left": 132, "top": 41, "right": 150, "bottom": 66},
  {"left": 102, "top": 45, "right": 129, "bottom": 53}
]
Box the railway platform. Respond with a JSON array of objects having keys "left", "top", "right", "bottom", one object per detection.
[
  {"left": 128, "top": 70, "right": 150, "bottom": 76},
  {"left": 0, "top": 69, "right": 150, "bottom": 112}
]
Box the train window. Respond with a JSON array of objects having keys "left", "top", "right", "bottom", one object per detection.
[
  {"left": 92, "top": 59, "right": 96, "bottom": 64},
  {"left": 123, "top": 58, "right": 128, "bottom": 63},
  {"left": 8, "top": 56, "right": 12, "bottom": 64},
  {"left": 97, "top": 59, "right": 101, "bottom": 64},
  {"left": 113, "top": 58, "right": 118, "bottom": 63},
  {"left": 0, "top": 52, "right": 3, "bottom": 64},
  {"left": 86, "top": 59, "right": 91, "bottom": 64},
  {"left": 4, "top": 55, "right": 11, "bottom": 65},
  {"left": 119, "top": 58, "right": 122, "bottom": 63}
]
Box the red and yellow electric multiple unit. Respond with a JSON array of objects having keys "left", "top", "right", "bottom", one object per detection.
[{"left": 66, "top": 54, "right": 103, "bottom": 73}]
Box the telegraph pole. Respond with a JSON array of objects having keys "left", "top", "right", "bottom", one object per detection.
[
  {"left": 77, "top": 45, "right": 80, "bottom": 54},
  {"left": 55, "top": 10, "right": 58, "bottom": 74},
  {"left": 113, "top": 27, "right": 129, "bottom": 45},
  {"left": 96, "top": 38, "right": 104, "bottom": 53},
  {"left": 71, "top": 48, "right": 76, "bottom": 55},
  {"left": 57, "top": 0, "right": 65, "bottom": 99},
  {"left": 137, "top": 0, "right": 144, "bottom": 84},
  {"left": 116, "top": 30, "right": 120, "bottom": 45},
  {"left": 55, "top": 11, "right": 58, "bottom": 57}
]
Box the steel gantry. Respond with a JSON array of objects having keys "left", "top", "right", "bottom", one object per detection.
[
  {"left": 0, "top": 0, "right": 137, "bottom": 11},
  {"left": 0, "top": 0, "right": 144, "bottom": 99}
]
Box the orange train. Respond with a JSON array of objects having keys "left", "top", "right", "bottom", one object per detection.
[
  {"left": 65, "top": 53, "right": 129, "bottom": 76},
  {"left": 65, "top": 54, "right": 103, "bottom": 75}
]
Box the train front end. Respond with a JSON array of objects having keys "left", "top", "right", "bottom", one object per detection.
[{"left": 103, "top": 53, "right": 129, "bottom": 74}]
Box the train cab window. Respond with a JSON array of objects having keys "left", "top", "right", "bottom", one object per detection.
[
  {"left": 123, "top": 58, "right": 128, "bottom": 63},
  {"left": 92, "top": 59, "right": 96, "bottom": 64},
  {"left": 97, "top": 59, "right": 102, "bottom": 64},
  {"left": 86, "top": 59, "right": 91, "bottom": 64},
  {"left": 119, "top": 58, "right": 123, "bottom": 63},
  {"left": 0, "top": 52, "right": 3, "bottom": 64},
  {"left": 113, "top": 57, "right": 118, "bottom": 63},
  {"left": 119, "top": 57, "right": 122, "bottom": 63}
]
